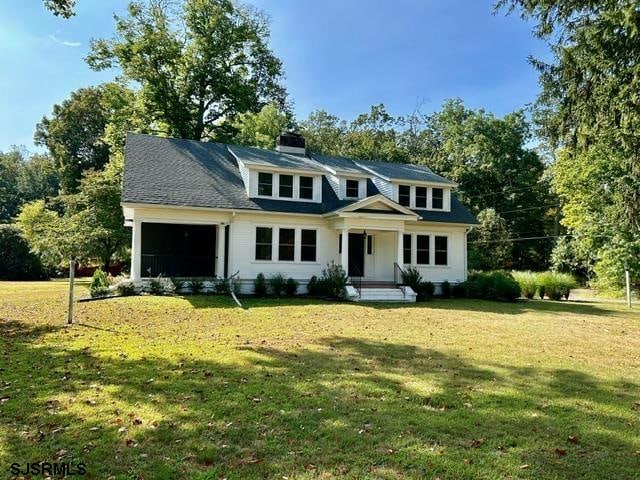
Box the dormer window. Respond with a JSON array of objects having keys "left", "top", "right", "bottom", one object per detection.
[
  {"left": 432, "top": 188, "right": 444, "bottom": 209},
  {"left": 279, "top": 174, "right": 293, "bottom": 198},
  {"left": 345, "top": 179, "right": 360, "bottom": 198},
  {"left": 299, "top": 176, "right": 313, "bottom": 199},
  {"left": 398, "top": 185, "right": 411, "bottom": 206},
  {"left": 258, "top": 172, "right": 273, "bottom": 196},
  {"left": 415, "top": 186, "right": 427, "bottom": 208}
]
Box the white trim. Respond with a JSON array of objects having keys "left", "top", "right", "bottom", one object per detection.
[
  {"left": 252, "top": 224, "right": 319, "bottom": 264},
  {"left": 326, "top": 194, "right": 420, "bottom": 218}
]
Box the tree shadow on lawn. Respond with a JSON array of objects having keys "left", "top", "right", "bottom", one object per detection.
[
  {"left": 1, "top": 321, "right": 638, "bottom": 479},
  {"left": 179, "top": 294, "right": 620, "bottom": 318},
  {"left": 367, "top": 298, "right": 620, "bottom": 317}
]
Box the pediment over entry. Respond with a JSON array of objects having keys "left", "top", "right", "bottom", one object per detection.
[{"left": 325, "top": 194, "right": 420, "bottom": 219}]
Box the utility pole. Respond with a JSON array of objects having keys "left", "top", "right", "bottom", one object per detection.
[{"left": 68, "top": 258, "right": 76, "bottom": 324}]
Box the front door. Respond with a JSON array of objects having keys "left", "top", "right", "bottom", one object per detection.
[{"left": 348, "top": 233, "right": 365, "bottom": 277}]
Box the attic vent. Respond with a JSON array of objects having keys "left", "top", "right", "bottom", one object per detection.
[{"left": 276, "top": 132, "right": 306, "bottom": 155}]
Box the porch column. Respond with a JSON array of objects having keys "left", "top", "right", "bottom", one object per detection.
[
  {"left": 396, "top": 230, "right": 404, "bottom": 266},
  {"left": 340, "top": 228, "right": 349, "bottom": 273},
  {"left": 216, "top": 223, "right": 226, "bottom": 278},
  {"left": 131, "top": 220, "right": 142, "bottom": 280}
]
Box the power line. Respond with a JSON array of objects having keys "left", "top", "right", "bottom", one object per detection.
[
  {"left": 462, "top": 184, "right": 545, "bottom": 200},
  {"left": 469, "top": 234, "right": 572, "bottom": 244},
  {"left": 496, "top": 203, "right": 560, "bottom": 215}
]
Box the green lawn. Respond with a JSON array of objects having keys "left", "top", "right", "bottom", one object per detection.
[{"left": 1, "top": 282, "right": 639, "bottom": 479}]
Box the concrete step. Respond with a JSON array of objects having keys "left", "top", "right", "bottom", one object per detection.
[{"left": 355, "top": 287, "right": 415, "bottom": 303}]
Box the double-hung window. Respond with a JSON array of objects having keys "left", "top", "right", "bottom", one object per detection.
[
  {"left": 278, "top": 228, "right": 295, "bottom": 261},
  {"left": 255, "top": 227, "right": 273, "bottom": 260},
  {"left": 301, "top": 230, "right": 317, "bottom": 262},
  {"left": 279, "top": 174, "right": 293, "bottom": 198},
  {"left": 416, "top": 234, "right": 430, "bottom": 265},
  {"left": 299, "top": 176, "right": 314, "bottom": 199},
  {"left": 432, "top": 188, "right": 444, "bottom": 209},
  {"left": 345, "top": 179, "right": 359, "bottom": 198},
  {"left": 258, "top": 172, "right": 273, "bottom": 196},
  {"left": 398, "top": 185, "right": 411, "bottom": 206},
  {"left": 434, "top": 236, "right": 448, "bottom": 265},
  {"left": 403, "top": 234, "right": 412, "bottom": 264},
  {"left": 415, "top": 186, "right": 427, "bottom": 208}
]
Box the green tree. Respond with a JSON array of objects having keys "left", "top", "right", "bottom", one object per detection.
[
  {"left": 35, "top": 87, "right": 110, "bottom": 193},
  {"left": 17, "top": 153, "right": 60, "bottom": 203},
  {"left": 87, "top": 0, "right": 287, "bottom": 142},
  {"left": 17, "top": 160, "right": 129, "bottom": 271},
  {"left": 0, "top": 149, "right": 23, "bottom": 222},
  {"left": 232, "top": 103, "right": 293, "bottom": 149},
  {"left": 418, "top": 99, "right": 553, "bottom": 269},
  {"left": 299, "top": 110, "right": 346, "bottom": 156},
  {"left": 43, "top": 0, "right": 75, "bottom": 17},
  {"left": 499, "top": 0, "right": 640, "bottom": 290},
  {"left": 468, "top": 208, "right": 513, "bottom": 270}
]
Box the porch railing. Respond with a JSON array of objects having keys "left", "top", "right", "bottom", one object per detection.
[
  {"left": 394, "top": 262, "right": 407, "bottom": 299},
  {"left": 349, "top": 264, "right": 363, "bottom": 298}
]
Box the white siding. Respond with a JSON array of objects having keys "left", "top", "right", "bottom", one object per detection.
[
  {"left": 403, "top": 223, "right": 467, "bottom": 283},
  {"left": 237, "top": 159, "right": 250, "bottom": 195},
  {"left": 327, "top": 173, "right": 340, "bottom": 198},
  {"left": 229, "top": 212, "right": 340, "bottom": 292}
]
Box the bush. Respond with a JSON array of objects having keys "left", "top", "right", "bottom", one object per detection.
[
  {"left": 187, "top": 278, "right": 204, "bottom": 294},
  {"left": 0, "top": 225, "right": 46, "bottom": 280},
  {"left": 253, "top": 273, "right": 268, "bottom": 297},
  {"left": 149, "top": 276, "right": 166, "bottom": 295},
  {"left": 285, "top": 277, "right": 299, "bottom": 296},
  {"left": 116, "top": 281, "right": 136, "bottom": 296},
  {"left": 401, "top": 266, "right": 422, "bottom": 292},
  {"left": 90, "top": 268, "right": 109, "bottom": 297},
  {"left": 214, "top": 277, "right": 241, "bottom": 295},
  {"left": 307, "top": 275, "right": 320, "bottom": 296},
  {"left": 440, "top": 280, "right": 451, "bottom": 298},
  {"left": 537, "top": 271, "right": 577, "bottom": 301},
  {"left": 463, "top": 271, "right": 521, "bottom": 302},
  {"left": 171, "top": 277, "right": 185, "bottom": 291},
  {"left": 321, "top": 261, "right": 348, "bottom": 299},
  {"left": 419, "top": 281, "right": 435, "bottom": 299},
  {"left": 268, "top": 273, "right": 287, "bottom": 296},
  {"left": 512, "top": 271, "right": 538, "bottom": 299},
  {"left": 452, "top": 283, "right": 466, "bottom": 298}
]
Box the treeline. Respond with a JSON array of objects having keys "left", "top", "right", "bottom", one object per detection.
[{"left": 1, "top": 0, "right": 637, "bottom": 293}]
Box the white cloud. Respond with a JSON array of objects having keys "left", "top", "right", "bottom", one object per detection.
[{"left": 48, "top": 34, "right": 81, "bottom": 47}]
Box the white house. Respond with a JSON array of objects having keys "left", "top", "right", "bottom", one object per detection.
[{"left": 121, "top": 132, "right": 477, "bottom": 301}]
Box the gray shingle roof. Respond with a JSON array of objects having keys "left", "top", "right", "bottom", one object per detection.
[
  {"left": 355, "top": 158, "right": 456, "bottom": 185},
  {"left": 310, "top": 154, "right": 370, "bottom": 175},
  {"left": 123, "top": 133, "right": 476, "bottom": 224},
  {"left": 227, "top": 145, "right": 321, "bottom": 172}
]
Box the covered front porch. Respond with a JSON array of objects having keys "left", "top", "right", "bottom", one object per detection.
[{"left": 326, "top": 195, "right": 420, "bottom": 301}]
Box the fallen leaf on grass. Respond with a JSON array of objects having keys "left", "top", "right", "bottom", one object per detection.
[
  {"left": 555, "top": 448, "right": 567, "bottom": 457},
  {"left": 520, "top": 464, "right": 529, "bottom": 469},
  {"left": 567, "top": 435, "right": 579, "bottom": 444}
]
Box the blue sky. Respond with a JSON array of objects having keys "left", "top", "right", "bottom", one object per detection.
[{"left": 0, "top": 0, "right": 549, "bottom": 152}]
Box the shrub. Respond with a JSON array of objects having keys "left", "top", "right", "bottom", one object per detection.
[
  {"left": 452, "top": 283, "right": 466, "bottom": 298},
  {"left": 0, "top": 225, "right": 46, "bottom": 280},
  {"left": 512, "top": 271, "right": 538, "bottom": 299},
  {"left": 420, "top": 281, "right": 435, "bottom": 299},
  {"left": 538, "top": 284, "right": 546, "bottom": 300},
  {"left": 268, "top": 273, "right": 287, "bottom": 296},
  {"left": 116, "top": 281, "right": 136, "bottom": 296},
  {"left": 171, "top": 277, "right": 185, "bottom": 291},
  {"left": 253, "top": 273, "right": 267, "bottom": 297},
  {"left": 307, "top": 275, "right": 320, "bottom": 296},
  {"left": 214, "top": 278, "right": 229, "bottom": 294},
  {"left": 537, "top": 271, "right": 577, "bottom": 301},
  {"left": 463, "top": 271, "right": 520, "bottom": 302},
  {"left": 440, "top": 280, "right": 451, "bottom": 298},
  {"left": 90, "top": 269, "right": 109, "bottom": 298},
  {"left": 321, "top": 261, "right": 348, "bottom": 299},
  {"left": 188, "top": 278, "right": 204, "bottom": 294},
  {"left": 149, "top": 277, "right": 164, "bottom": 295},
  {"left": 285, "top": 277, "right": 299, "bottom": 296},
  {"left": 401, "top": 266, "right": 422, "bottom": 293}
]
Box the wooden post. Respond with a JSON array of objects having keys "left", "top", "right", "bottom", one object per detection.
[
  {"left": 625, "top": 268, "right": 632, "bottom": 308},
  {"left": 68, "top": 259, "right": 76, "bottom": 325}
]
